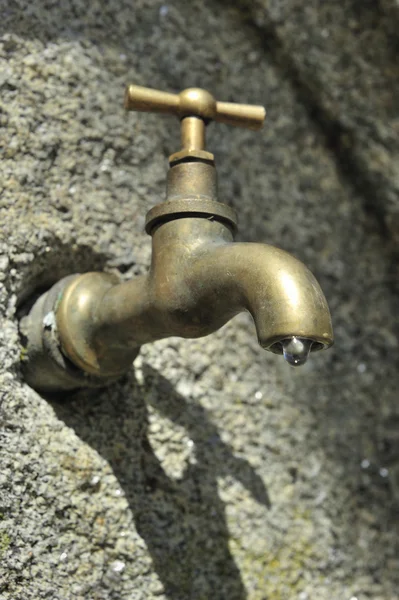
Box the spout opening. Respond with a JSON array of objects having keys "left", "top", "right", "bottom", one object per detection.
[
  {"left": 266, "top": 336, "right": 332, "bottom": 368},
  {"left": 268, "top": 339, "right": 327, "bottom": 355}
]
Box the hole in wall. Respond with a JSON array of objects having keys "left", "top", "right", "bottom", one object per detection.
[{"left": 11, "top": 237, "right": 112, "bottom": 394}]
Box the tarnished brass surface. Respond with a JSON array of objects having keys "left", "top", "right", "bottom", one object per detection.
[
  {"left": 54, "top": 217, "right": 332, "bottom": 379},
  {"left": 145, "top": 159, "right": 238, "bottom": 233},
  {"left": 125, "top": 84, "right": 266, "bottom": 164},
  {"left": 22, "top": 83, "right": 333, "bottom": 390},
  {"left": 145, "top": 198, "right": 238, "bottom": 235},
  {"left": 167, "top": 161, "right": 218, "bottom": 201},
  {"left": 56, "top": 272, "right": 138, "bottom": 376},
  {"left": 98, "top": 218, "right": 333, "bottom": 352},
  {"left": 169, "top": 148, "right": 215, "bottom": 165},
  {"left": 181, "top": 116, "right": 206, "bottom": 151},
  {"left": 124, "top": 85, "right": 266, "bottom": 130},
  {"left": 146, "top": 157, "right": 238, "bottom": 233}
]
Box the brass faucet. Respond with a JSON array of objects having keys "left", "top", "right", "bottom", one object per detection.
[{"left": 21, "top": 85, "right": 333, "bottom": 392}]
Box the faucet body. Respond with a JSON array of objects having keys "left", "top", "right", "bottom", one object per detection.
[{"left": 20, "top": 86, "right": 333, "bottom": 392}]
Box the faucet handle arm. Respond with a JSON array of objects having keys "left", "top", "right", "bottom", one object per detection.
[
  {"left": 124, "top": 85, "right": 179, "bottom": 115},
  {"left": 124, "top": 85, "right": 266, "bottom": 131},
  {"left": 214, "top": 100, "right": 266, "bottom": 131}
]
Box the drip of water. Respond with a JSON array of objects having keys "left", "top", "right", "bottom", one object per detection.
[{"left": 281, "top": 336, "right": 313, "bottom": 367}]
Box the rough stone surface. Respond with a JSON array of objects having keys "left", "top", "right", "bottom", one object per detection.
[{"left": 0, "top": 1, "right": 398, "bottom": 599}]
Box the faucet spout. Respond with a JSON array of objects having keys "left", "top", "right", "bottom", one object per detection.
[
  {"left": 62, "top": 217, "right": 332, "bottom": 379},
  {"left": 186, "top": 238, "right": 333, "bottom": 355}
]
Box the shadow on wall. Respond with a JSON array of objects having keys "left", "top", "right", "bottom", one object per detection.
[{"left": 50, "top": 365, "right": 270, "bottom": 600}]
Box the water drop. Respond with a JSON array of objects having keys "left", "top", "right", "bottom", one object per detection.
[{"left": 281, "top": 337, "right": 313, "bottom": 367}]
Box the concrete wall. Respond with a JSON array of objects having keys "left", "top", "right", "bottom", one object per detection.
[{"left": 0, "top": 1, "right": 398, "bottom": 598}]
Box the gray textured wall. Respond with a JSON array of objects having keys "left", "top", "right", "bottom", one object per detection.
[{"left": 0, "top": 1, "right": 398, "bottom": 599}]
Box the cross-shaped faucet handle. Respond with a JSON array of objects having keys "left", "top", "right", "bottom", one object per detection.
[{"left": 124, "top": 85, "right": 266, "bottom": 131}]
